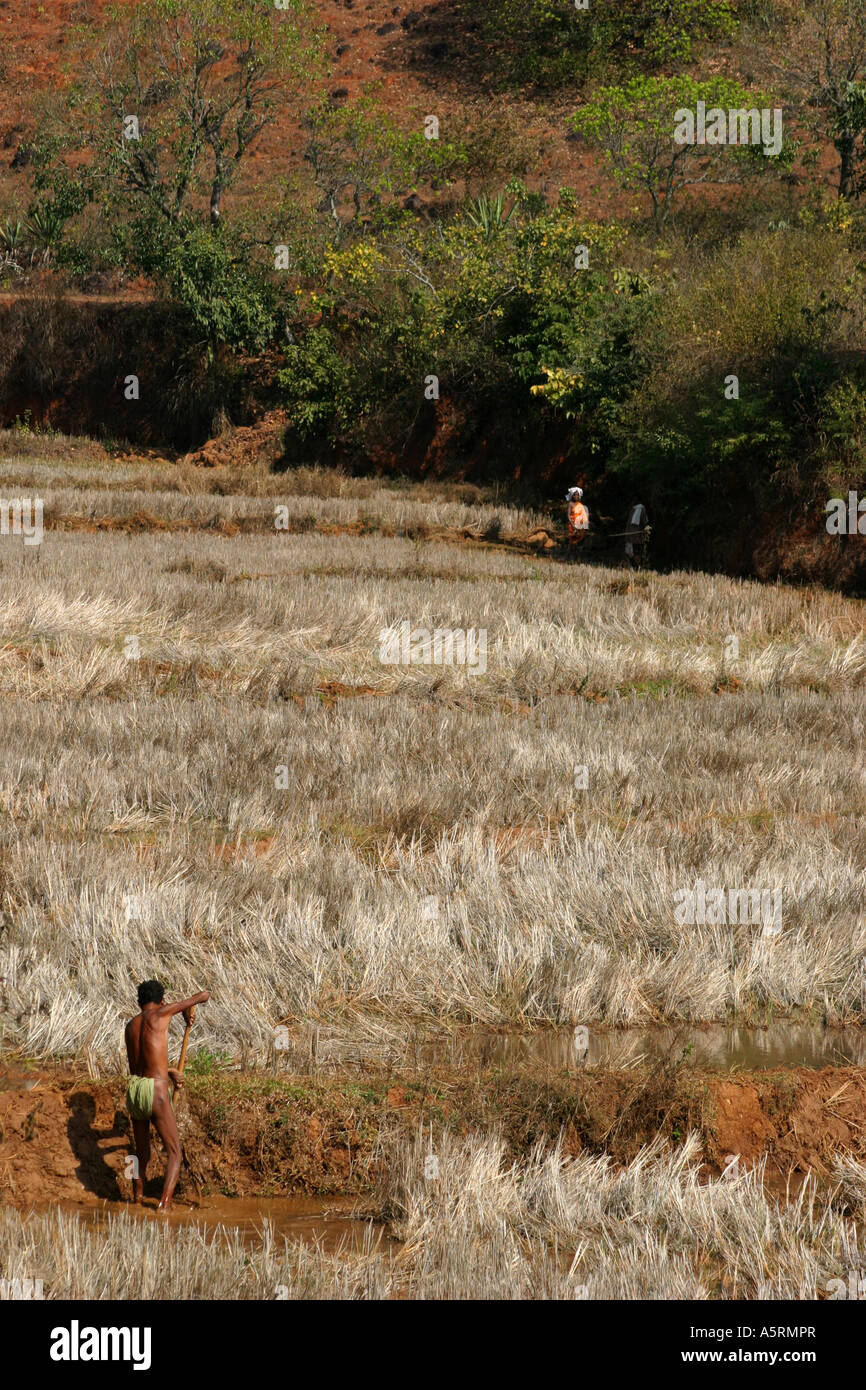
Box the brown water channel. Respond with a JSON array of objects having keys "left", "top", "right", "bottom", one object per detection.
[
  {"left": 404, "top": 1022, "right": 866, "bottom": 1071},
  {"left": 50, "top": 1195, "right": 385, "bottom": 1253}
]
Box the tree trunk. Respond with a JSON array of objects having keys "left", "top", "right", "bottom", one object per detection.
[{"left": 835, "top": 131, "right": 857, "bottom": 200}]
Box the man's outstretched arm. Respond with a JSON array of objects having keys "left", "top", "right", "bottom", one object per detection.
[{"left": 158, "top": 990, "right": 210, "bottom": 1019}]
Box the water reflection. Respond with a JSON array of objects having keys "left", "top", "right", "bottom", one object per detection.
[{"left": 412, "top": 1023, "right": 866, "bottom": 1071}]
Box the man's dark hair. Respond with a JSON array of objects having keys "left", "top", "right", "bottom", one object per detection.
[{"left": 137, "top": 979, "right": 165, "bottom": 1007}]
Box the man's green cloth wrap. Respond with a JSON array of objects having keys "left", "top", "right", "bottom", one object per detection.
[{"left": 126, "top": 1075, "right": 155, "bottom": 1120}]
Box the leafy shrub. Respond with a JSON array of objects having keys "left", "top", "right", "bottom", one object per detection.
[
  {"left": 157, "top": 223, "right": 278, "bottom": 354},
  {"left": 603, "top": 224, "right": 866, "bottom": 560},
  {"left": 277, "top": 189, "right": 627, "bottom": 465},
  {"left": 278, "top": 325, "right": 355, "bottom": 441},
  {"left": 465, "top": 0, "right": 737, "bottom": 88}
]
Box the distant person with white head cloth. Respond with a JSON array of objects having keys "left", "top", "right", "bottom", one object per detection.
[
  {"left": 566, "top": 486, "right": 589, "bottom": 550},
  {"left": 624, "top": 501, "right": 649, "bottom": 562}
]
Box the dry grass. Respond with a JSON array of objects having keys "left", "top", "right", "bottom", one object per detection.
[
  {"left": 0, "top": 438, "right": 526, "bottom": 512},
  {"left": 1, "top": 1135, "right": 862, "bottom": 1299},
  {"left": 0, "top": 457, "right": 864, "bottom": 1062}
]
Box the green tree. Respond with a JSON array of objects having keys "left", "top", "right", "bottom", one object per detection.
[
  {"left": 767, "top": 0, "right": 866, "bottom": 200},
  {"left": 70, "top": 0, "right": 324, "bottom": 227},
  {"left": 572, "top": 75, "right": 785, "bottom": 229},
  {"left": 300, "top": 98, "right": 430, "bottom": 245},
  {"left": 22, "top": 0, "right": 325, "bottom": 349}
]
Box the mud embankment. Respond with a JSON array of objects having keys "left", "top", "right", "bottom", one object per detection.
[
  {"left": 2, "top": 1064, "right": 866, "bottom": 1211},
  {"left": 0, "top": 295, "right": 259, "bottom": 450}
]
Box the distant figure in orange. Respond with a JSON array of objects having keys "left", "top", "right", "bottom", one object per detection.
[{"left": 566, "top": 486, "right": 590, "bottom": 551}]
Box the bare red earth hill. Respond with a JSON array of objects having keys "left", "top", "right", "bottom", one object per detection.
[{"left": 0, "top": 0, "right": 595, "bottom": 210}]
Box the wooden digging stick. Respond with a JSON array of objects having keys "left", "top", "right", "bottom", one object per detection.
[{"left": 172, "top": 1006, "right": 195, "bottom": 1100}]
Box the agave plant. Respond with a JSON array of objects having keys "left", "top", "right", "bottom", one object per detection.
[
  {"left": 0, "top": 218, "right": 24, "bottom": 254},
  {"left": 466, "top": 191, "right": 518, "bottom": 237},
  {"left": 26, "top": 203, "right": 67, "bottom": 262}
]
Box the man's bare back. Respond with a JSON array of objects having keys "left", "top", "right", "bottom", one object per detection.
[{"left": 124, "top": 980, "right": 210, "bottom": 1210}]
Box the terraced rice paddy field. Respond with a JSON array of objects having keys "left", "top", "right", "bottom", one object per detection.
[{"left": 1, "top": 439, "right": 865, "bottom": 1300}]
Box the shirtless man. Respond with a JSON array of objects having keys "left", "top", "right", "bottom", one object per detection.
[{"left": 124, "top": 980, "right": 210, "bottom": 1211}]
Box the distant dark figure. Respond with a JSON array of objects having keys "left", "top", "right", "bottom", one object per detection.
[{"left": 623, "top": 502, "right": 650, "bottom": 565}]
